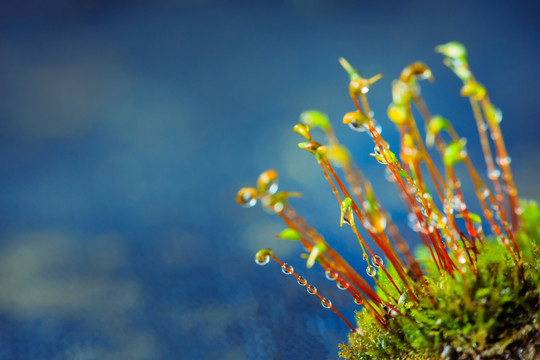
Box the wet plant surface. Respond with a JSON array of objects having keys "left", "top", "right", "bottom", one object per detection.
[{"left": 238, "top": 43, "right": 540, "bottom": 359}]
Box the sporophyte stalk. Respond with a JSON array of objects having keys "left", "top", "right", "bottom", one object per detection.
[{"left": 236, "top": 42, "right": 540, "bottom": 360}]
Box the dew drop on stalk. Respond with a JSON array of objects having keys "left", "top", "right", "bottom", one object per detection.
[
  {"left": 325, "top": 270, "right": 338, "bottom": 281},
  {"left": 321, "top": 298, "right": 332, "bottom": 309},
  {"left": 297, "top": 276, "right": 307, "bottom": 286},
  {"left": 306, "top": 284, "right": 317, "bottom": 295},
  {"left": 282, "top": 263, "right": 294, "bottom": 275},
  {"left": 407, "top": 213, "right": 421, "bottom": 232},
  {"left": 254, "top": 254, "right": 270, "bottom": 266},
  {"left": 337, "top": 281, "right": 350, "bottom": 290},
  {"left": 354, "top": 297, "right": 363, "bottom": 305},
  {"left": 366, "top": 266, "right": 377, "bottom": 277},
  {"left": 348, "top": 122, "right": 367, "bottom": 132},
  {"left": 480, "top": 187, "right": 490, "bottom": 199},
  {"left": 371, "top": 255, "right": 383, "bottom": 268},
  {"left": 488, "top": 169, "right": 501, "bottom": 180},
  {"left": 497, "top": 156, "right": 512, "bottom": 166},
  {"left": 384, "top": 167, "right": 396, "bottom": 182}
]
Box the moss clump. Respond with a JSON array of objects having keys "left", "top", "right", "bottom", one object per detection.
[{"left": 339, "top": 200, "right": 540, "bottom": 360}]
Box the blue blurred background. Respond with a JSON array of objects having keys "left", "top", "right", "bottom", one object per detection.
[{"left": 0, "top": 1, "right": 539, "bottom": 359}]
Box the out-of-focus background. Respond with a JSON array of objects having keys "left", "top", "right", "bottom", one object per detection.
[{"left": 0, "top": 1, "right": 539, "bottom": 359}]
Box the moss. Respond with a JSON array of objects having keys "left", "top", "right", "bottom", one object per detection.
[{"left": 339, "top": 201, "right": 540, "bottom": 360}]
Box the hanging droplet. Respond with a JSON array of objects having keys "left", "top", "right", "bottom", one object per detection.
[
  {"left": 354, "top": 297, "right": 363, "bottom": 305},
  {"left": 366, "top": 266, "right": 377, "bottom": 277},
  {"left": 488, "top": 169, "right": 501, "bottom": 180},
  {"left": 254, "top": 254, "right": 270, "bottom": 266},
  {"left": 458, "top": 255, "right": 467, "bottom": 264},
  {"left": 306, "top": 284, "right": 317, "bottom": 295},
  {"left": 362, "top": 252, "right": 368, "bottom": 261},
  {"left": 337, "top": 281, "right": 350, "bottom": 290},
  {"left": 321, "top": 298, "right": 332, "bottom": 309},
  {"left": 281, "top": 263, "right": 294, "bottom": 275},
  {"left": 325, "top": 270, "right": 338, "bottom": 281},
  {"left": 348, "top": 121, "right": 368, "bottom": 132},
  {"left": 236, "top": 187, "right": 258, "bottom": 208},
  {"left": 497, "top": 156, "right": 512, "bottom": 166},
  {"left": 368, "top": 120, "right": 382, "bottom": 136},
  {"left": 297, "top": 276, "right": 307, "bottom": 286},
  {"left": 371, "top": 255, "right": 383, "bottom": 268}
]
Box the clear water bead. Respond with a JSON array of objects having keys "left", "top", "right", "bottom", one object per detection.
[
  {"left": 321, "top": 298, "right": 332, "bottom": 309},
  {"left": 306, "top": 284, "right": 317, "bottom": 295},
  {"left": 297, "top": 276, "right": 307, "bottom": 286},
  {"left": 371, "top": 255, "right": 383, "bottom": 268},
  {"left": 254, "top": 255, "right": 270, "bottom": 266},
  {"left": 337, "top": 281, "right": 349, "bottom": 290},
  {"left": 497, "top": 156, "right": 511, "bottom": 166},
  {"left": 354, "top": 297, "right": 363, "bottom": 305},
  {"left": 281, "top": 263, "right": 294, "bottom": 275},
  {"left": 325, "top": 270, "right": 338, "bottom": 281},
  {"left": 488, "top": 169, "right": 501, "bottom": 180},
  {"left": 384, "top": 167, "right": 396, "bottom": 183},
  {"left": 407, "top": 213, "right": 421, "bottom": 232},
  {"left": 366, "top": 266, "right": 377, "bottom": 277},
  {"left": 348, "top": 122, "right": 367, "bottom": 132}
]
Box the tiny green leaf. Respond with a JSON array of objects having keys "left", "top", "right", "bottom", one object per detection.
[
  {"left": 275, "top": 228, "right": 302, "bottom": 241},
  {"left": 443, "top": 139, "right": 467, "bottom": 166},
  {"left": 300, "top": 110, "right": 331, "bottom": 131}
]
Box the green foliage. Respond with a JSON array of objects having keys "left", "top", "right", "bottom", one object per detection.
[{"left": 339, "top": 201, "right": 540, "bottom": 360}]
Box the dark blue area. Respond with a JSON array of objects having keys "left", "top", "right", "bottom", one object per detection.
[{"left": 0, "top": 1, "right": 538, "bottom": 359}]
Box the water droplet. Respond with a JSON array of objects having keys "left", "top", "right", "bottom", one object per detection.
[
  {"left": 488, "top": 169, "right": 501, "bottom": 180},
  {"left": 371, "top": 120, "right": 382, "bottom": 135},
  {"left": 361, "top": 86, "right": 369, "bottom": 94},
  {"left": 354, "top": 297, "right": 363, "bottom": 305},
  {"left": 321, "top": 298, "right": 332, "bottom": 309},
  {"left": 236, "top": 187, "right": 258, "bottom": 208},
  {"left": 384, "top": 167, "right": 396, "bottom": 182},
  {"left": 515, "top": 207, "right": 524, "bottom": 216},
  {"left": 342, "top": 213, "right": 353, "bottom": 226},
  {"left": 297, "top": 276, "right": 307, "bottom": 286},
  {"left": 480, "top": 187, "right": 490, "bottom": 199},
  {"left": 337, "top": 281, "right": 349, "bottom": 290},
  {"left": 306, "top": 284, "right": 317, "bottom": 295},
  {"left": 372, "top": 255, "right": 383, "bottom": 268},
  {"left": 366, "top": 266, "right": 377, "bottom": 277},
  {"left": 397, "top": 290, "right": 409, "bottom": 306},
  {"left": 281, "top": 263, "right": 294, "bottom": 275},
  {"left": 497, "top": 156, "right": 512, "bottom": 166},
  {"left": 458, "top": 255, "right": 467, "bottom": 264},
  {"left": 325, "top": 270, "right": 338, "bottom": 281},
  {"left": 451, "top": 196, "right": 463, "bottom": 211},
  {"left": 254, "top": 254, "right": 270, "bottom": 266},
  {"left": 362, "top": 252, "right": 368, "bottom": 261},
  {"left": 348, "top": 122, "right": 367, "bottom": 132},
  {"left": 272, "top": 201, "right": 284, "bottom": 213},
  {"left": 407, "top": 213, "right": 421, "bottom": 232}
]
